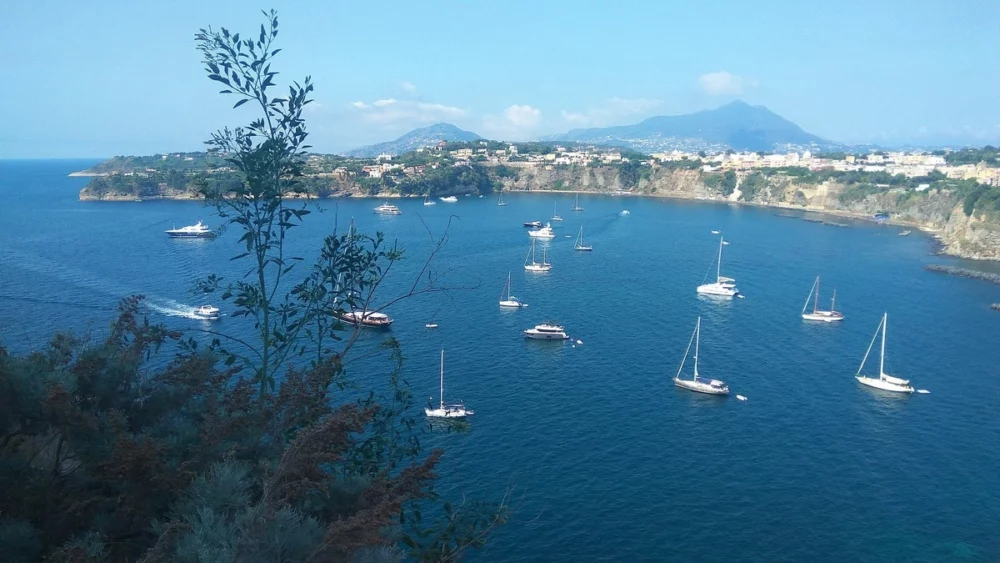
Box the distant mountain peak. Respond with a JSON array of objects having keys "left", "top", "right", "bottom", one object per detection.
[{"left": 345, "top": 123, "right": 480, "bottom": 157}]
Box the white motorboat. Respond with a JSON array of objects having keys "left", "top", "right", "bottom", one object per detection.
[
  {"left": 801, "top": 276, "right": 844, "bottom": 322},
  {"left": 439, "top": 195, "right": 458, "bottom": 203},
  {"left": 165, "top": 220, "right": 215, "bottom": 238},
  {"left": 425, "top": 350, "right": 473, "bottom": 418},
  {"left": 373, "top": 201, "right": 402, "bottom": 215},
  {"left": 551, "top": 202, "right": 563, "bottom": 222},
  {"left": 674, "top": 317, "right": 729, "bottom": 396},
  {"left": 193, "top": 304, "right": 221, "bottom": 320},
  {"left": 523, "top": 323, "right": 569, "bottom": 340},
  {"left": 528, "top": 222, "right": 556, "bottom": 239},
  {"left": 499, "top": 271, "right": 527, "bottom": 308},
  {"left": 423, "top": 195, "right": 436, "bottom": 206},
  {"left": 571, "top": 194, "right": 584, "bottom": 212},
  {"left": 497, "top": 190, "right": 507, "bottom": 206},
  {"left": 619, "top": 210, "right": 630, "bottom": 216},
  {"left": 696, "top": 234, "right": 739, "bottom": 298},
  {"left": 855, "top": 313, "right": 914, "bottom": 393},
  {"left": 524, "top": 239, "right": 551, "bottom": 272},
  {"left": 574, "top": 226, "right": 593, "bottom": 251},
  {"left": 523, "top": 220, "right": 542, "bottom": 228}
]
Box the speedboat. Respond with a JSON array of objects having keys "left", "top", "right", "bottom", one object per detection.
[
  {"left": 166, "top": 221, "right": 215, "bottom": 238},
  {"left": 523, "top": 323, "right": 569, "bottom": 340},
  {"left": 439, "top": 196, "right": 458, "bottom": 203},
  {"left": 193, "top": 304, "right": 221, "bottom": 320},
  {"left": 335, "top": 310, "right": 393, "bottom": 328},
  {"left": 523, "top": 220, "right": 543, "bottom": 228},
  {"left": 373, "top": 201, "right": 402, "bottom": 215},
  {"left": 528, "top": 222, "right": 556, "bottom": 239}
]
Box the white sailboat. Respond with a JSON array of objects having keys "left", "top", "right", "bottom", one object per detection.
[
  {"left": 674, "top": 317, "right": 729, "bottom": 395},
  {"left": 524, "top": 239, "right": 552, "bottom": 272},
  {"left": 571, "top": 194, "right": 584, "bottom": 212},
  {"left": 574, "top": 226, "right": 593, "bottom": 251},
  {"left": 423, "top": 194, "right": 436, "bottom": 206},
  {"left": 855, "top": 313, "right": 914, "bottom": 393},
  {"left": 499, "top": 271, "right": 527, "bottom": 308},
  {"left": 696, "top": 234, "right": 739, "bottom": 298},
  {"left": 551, "top": 202, "right": 563, "bottom": 222},
  {"left": 425, "top": 350, "right": 473, "bottom": 418},
  {"left": 497, "top": 190, "right": 507, "bottom": 206},
  {"left": 801, "top": 276, "right": 844, "bottom": 322}
]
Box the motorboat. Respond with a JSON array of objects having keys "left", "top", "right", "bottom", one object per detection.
[
  {"left": 855, "top": 313, "right": 915, "bottom": 393},
  {"left": 674, "top": 317, "right": 730, "bottom": 396},
  {"left": 523, "top": 220, "right": 543, "bottom": 228},
  {"left": 524, "top": 239, "right": 551, "bottom": 272},
  {"left": 528, "top": 222, "right": 556, "bottom": 239},
  {"left": 801, "top": 276, "right": 844, "bottom": 322},
  {"left": 165, "top": 220, "right": 215, "bottom": 238},
  {"left": 373, "top": 201, "right": 402, "bottom": 215},
  {"left": 523, "top": 323, "right": 569, "bottom": 340},
  {"left": 335, "top": 310, "right": 393, "bottom": 328},
  {"left": 619, "top": 210, "right": 630, "bottom": 216},
  {"left": 423, "top": 195, "right": 436, "bottom": 206},
  {"left": 439, "top": 195, "right": 458, "bottom": 203},
  {"left": 574, "top": 226, "right": 593, "bottom": 251},
  {"left": 193, "top": 304, "right": 221, "bottom": 320},
  {"left": 499, "top": 271, "right": 527, "bottom": 308},
  {"left": 425, "top": 350, "right": 473, "bottom": 419},
  {"left": 696, "top": 234, "right": 740, "bottom": 298}
]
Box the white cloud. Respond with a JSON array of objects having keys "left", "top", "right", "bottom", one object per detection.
[
  {"left": 373, "top": 98, "right": 397, "bottom": 107},
  {"left": 559, "top": 97, "right": 661, "bottom": 127},
  {"left": 401, "top": 81, "right": 416, "bottom": 93},
  {"left": 348, "top": 97, "right": 467, "bottom": 127},
  {"left": 502, "top": 105, "right": 543, "bottom": 128},
  {"left": 479, "top": 104, "right": 544, "bottom": 140},
  {"left": 698, "top": 71, "right": 756, "bottom": 96},
  {"left": 351, "top": 101, "right": 368, "bottom": 109}
]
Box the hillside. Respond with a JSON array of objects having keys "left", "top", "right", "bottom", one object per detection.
[
  {"left": 345, "top": 123, "right": 480, "bottom": 157},
  {"left": 545, "top": 101, "right": 832, "bottom": 153}
]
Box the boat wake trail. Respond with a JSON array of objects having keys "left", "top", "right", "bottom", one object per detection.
[{"left": 144, "top": 299, "right": 204, "bottom": 320}]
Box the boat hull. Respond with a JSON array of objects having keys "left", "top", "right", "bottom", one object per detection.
[
  {"left": 855, "top": 376, "right": 914, "bottom": 393},
  {"left": 499, "top": 300, "right": 526, "bottom": 308},
  {"left": 524, "top": 265, "right": 551, "bottom": 272},
  {"left": 425, "top": 407, "right": 472, "bottom": 418},
  {"left": 167, "top": 232, "right": 215, "bottom": 238},
  {"left": 674, "top": 378, "right": 729, "bottom": 395},
  {"left": 334, "top": 312, "right": 393, "bottom": 329},
  {"left": 523, "top": 330, "right": 568, "bottom": 340},
  {"left": 574, "top": 246, "right": 593, "bottom": 252},
  {"left": 802, "top": 311, "right": 844, "bottom": 322},
  {"left": 697, "top": 283, "right": 738, "bottom": 298}
]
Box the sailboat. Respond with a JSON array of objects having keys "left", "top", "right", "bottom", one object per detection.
[
  {"left": 571, "top": 194, "right": 584, "bottom": 212},
  {"left": 674, "top": 317, "right": 730, "bottom": 395},
  {"left": 423, "top": 194, "right": 436, "bottom": 206},
  {"left": 524, "top": 239, "right": 552, "bottom": 272},
  {"left": 855, "top": 313, "right": 914, "bottom": 393},
  {"left": 801, "top": 276, "right": 844, "bottom": 322},
  {"left": 574, "top": 226, "right": 593, "bottom": 251},
  {"left": 425, "top": 350, "right": 473, "bottom": 418},
  {"left": 497, "top": 190, "right": 507, "bottom": 206},
  {"left": 499, "top": 271, "right": 527, "bottom": 308},
  {"left": 551, "top": 202, "right": 563, "bottom": 222},
  {"left": 696, "top": 234, "right": 739, "bottom": 298}
]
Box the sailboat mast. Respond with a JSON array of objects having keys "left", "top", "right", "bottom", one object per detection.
[
  {"left": 439, "top": 350, "right": 445, "bottom": 409},
  {"left": 693, "top": 317, "right": 701, "bottom": 377},
  {"left": 879, "top": 313, "right": 886, "bottom": 377},
  {"left": 717, "top": 237, "right": 723, "bottom": 281},
  {"left": 814, "top": 277, "right": 820, "bottom": 313},
  {"left": 831, "top": 289, "right": 837, "bottom": 312},
  {"left": 507, "top": 271, "right": 511, "bottom": 299}
]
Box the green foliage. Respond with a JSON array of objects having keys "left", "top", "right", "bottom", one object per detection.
[
  {"left": 740, "top": 172, "right": 767, "bottom": 202},
  {"left": 838, "top": 183, "right": 884, "bottom": 204},
  {"left": 945, "top": 146, "right": 999, "bottom": 166},
  {"left": 618, "top": 160, "right": 650, "bottom": 189},
  {"left": 720, "top": 170, "right": 738, "bottom": 197},
  {"left": 493, "top": 165, "right": 518, "bottom": 180}
]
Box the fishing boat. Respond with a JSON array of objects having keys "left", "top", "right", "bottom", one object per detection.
[
  {"left": 674, "top": 317, "right": 729, "bottom": 396},
  {"left": 528, "top": 222, "right": 556, "bottom": 239},
  {"left": 497, "top": 190, "right": 507, "bottom": 206},
  {"left": 165, "top": 220, "right": 215, "bottom": 238},
  {"left": 423, "top": 195, "right": 436, "bottom": 206},
  {"left": 696, "top": 234, "right": 739, "bottom": 298},
  {"left": 571, "top": 194, "right": 584, "bottom": 212},
  {"left": 551, "top": 202, "right": 563, "bottom": 222},
  {"left": 425, "top": 350, "right": 473, "bottom": 418},
  {"left": 523, "top": 220, "right": 543, "bottom": 228},
  {"left": 574, "top": 226, "right": 593, "bottom": 251},
  {"left": 373, "top": 201, "right": 402, "bottom": 215},
  {"left": 499, "top": 271, "right": 527, "bottom": 308},
  {"left": 855, "top": 313, "right": 914, "bottom": 393},
  {"left": 439, "top": 195, "right": 458, "bottom": 203},
  {"left": 801, "top": 276, "right": 844, "bottom": 322},
  {"left": 523, "top": 323, "right": 569, "bottom": 340},
  {"left": 524, "top": 239, "right": 552, "bottom": 272},
  {"left": 192, "top": 304, "right": 221, "bottom": 320}
]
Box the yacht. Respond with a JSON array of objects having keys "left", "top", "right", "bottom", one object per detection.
[
  {"left": 528, "top": 222, "right": 556, "bottom": 239},
  {"left": 192, "top": 304, "right": 221, "bottom": 320},
  {"left": 574, "top": 226, "right": 593, "bottom": 251},
  {"left": 425, "top": 350, "right": 473, "bottom": 419},
  {"left": 373, "top": 201, "right": 402, "bottom": 215},
  {"left": 571, "top": 194, "right": 584, "bottom": 212},
  {"left": 423, "top": 195, "right": 436, "bottom": 206},
  {"left": 165, "top": 221, "right": 215, "bottom": 238},
  {"left": 439, "top": 195, "right": 458, "bottom": 203},
  {"left": 855, "top": 313, "right": 914, "bottom": 393},
  {"left": 523, "top": 323, "right": 569, "bottom": 340},
  {"left": 523, "top": 220, "right": 543, "bottom": 228},
  {"left": 801, "top": 276, "right": 844, "bottom": 322},
  {"left": 335, "top": 310, "right": 394, "bottom": 329},
  {"left": 524, "top": 239, "right": 552, "bottom": 272},
  {"left": 499, "top": 271, "right": 527, "bottom": 308},
  {"left": 551, "top": 202, "right": 563, "bottom": 222},
  {"left": 696, "top": 234, "right": 740, "bottom": 298},
  {"left": 674, "top": 317, "right": 729, "bottom": 396}
]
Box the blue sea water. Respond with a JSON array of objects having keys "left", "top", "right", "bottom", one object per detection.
[{"left": 1, "top": 159, "right": 999, "bottom": 562}]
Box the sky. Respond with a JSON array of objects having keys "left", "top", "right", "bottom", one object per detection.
[{"left": 2, "top": 0, "right": 999, "bottom": 158}]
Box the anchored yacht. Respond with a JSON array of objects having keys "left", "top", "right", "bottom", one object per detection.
[
  {"left": 523, "top": 323, "right": 569, "bottom": 340},
  {"left": 373, "top": 201, "right": 402, "bottom": 215},
  {"left": 165, "top": 221, "right": 215, "bottom": 238}
]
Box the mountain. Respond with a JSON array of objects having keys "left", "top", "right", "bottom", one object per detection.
[
  {"left": 544, "top": 101, "right": 833, "bottom": 153},
  {"left": 345, "top": 123, "right": 481, "bottom": 157}
]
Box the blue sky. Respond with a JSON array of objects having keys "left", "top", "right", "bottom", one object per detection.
[{"left": 2, "top": 0, "right": 999, "bottom": 158}]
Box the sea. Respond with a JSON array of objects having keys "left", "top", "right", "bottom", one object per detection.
[{"left": 1, "top": 159, "right": 999, "bottom": 562}]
